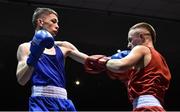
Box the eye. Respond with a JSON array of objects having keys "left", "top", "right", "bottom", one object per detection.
[
  {"left": 128, "top": 37, "right": 132, "bottom": 42},
  {"left": 51, "top": 19, "right": 58, "bottom": 23}
]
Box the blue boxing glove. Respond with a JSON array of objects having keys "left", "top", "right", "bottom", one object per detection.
[
  {"left": 111, "top": 50, "right": 130, "bottom": 59},
  {"left": 27, "top": 30, "right": 54, "bottom": 66}
]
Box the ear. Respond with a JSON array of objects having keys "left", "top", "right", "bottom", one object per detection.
[
  {"left": 139, "top": 34, "right": 145, "bottom": 42},
  {"left": 36, "top": 18, "right": 44, "bottom": 27}
]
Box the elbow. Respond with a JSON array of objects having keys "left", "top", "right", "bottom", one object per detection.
[
  {"left": 17, "top": 78, "right": 26, "bottom": 86},
  {"left": 18, "top": 80, "right": 26, "bottom": 86},
  {"left": 16, "top": 74, "right": 27, "bottom": 86}
]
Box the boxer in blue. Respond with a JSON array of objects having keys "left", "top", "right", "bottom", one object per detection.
[{"left": 16, "top": 7, "right": 89, "bottom": 111}]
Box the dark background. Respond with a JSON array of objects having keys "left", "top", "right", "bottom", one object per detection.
[{"left": 0, "top": 1, "right": 179, "bottom": 111}]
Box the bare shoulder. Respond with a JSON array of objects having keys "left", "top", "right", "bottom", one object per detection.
[
  {"left": 18, "top": 42, "right": 30, "bottom": 52},
  {"left": 17, "top": 42, "right": 30, "bottom": 60},
  {"left": 55, "top": 41, "right": 77, "bottom": 50},
  {"left": 55, "top": 41, "right": 79, "bottom": 57},
  {"left": 132, "top": 45, "right": 150, "bottom": 54},
  {"left": 55, "top": 41, "right": 73, "bottom": 47}
]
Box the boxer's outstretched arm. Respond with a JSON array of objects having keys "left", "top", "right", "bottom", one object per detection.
[
  {"left": 83, "top": 50, "right": 130, "bottom": 74},
  {"left": 56, "top": 41, "right": 88, "bottom": 64}
]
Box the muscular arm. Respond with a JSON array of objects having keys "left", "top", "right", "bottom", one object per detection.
[
  {"left": 16, "top": 43, "right": 34, "bottom": 86},
  {"left": 106, "top": 45, "right": 148, "bottom": 73},
  {"left": 56, "top": 41, "right": 88, "bottom": 64}
]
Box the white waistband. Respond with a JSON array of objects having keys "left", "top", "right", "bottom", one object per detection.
[
  {"left": 31, "top": 85, "right": 67, "bottom": 99},
  {"left": 133, "top": 95, "right": 162, "bottom": 109}
]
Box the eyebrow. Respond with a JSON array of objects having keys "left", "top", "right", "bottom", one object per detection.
[{"left": 141, "top": 33, "right": 151, "bottom": 36}]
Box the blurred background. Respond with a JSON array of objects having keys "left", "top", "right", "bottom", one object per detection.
[{"left": 0, "top": 0, "right": 179, "bottom": 111}]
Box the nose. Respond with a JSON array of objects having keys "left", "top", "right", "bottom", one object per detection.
[
  {"left": 55, "top": 24, "right": 59, "bottom": 30},
  {"left": 127, "top": 42, "right": 132, "bottom": 49}
]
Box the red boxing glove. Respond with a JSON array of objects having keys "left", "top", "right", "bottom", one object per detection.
[{"left": 84, "top": 55, "right": 110, "bottom": 74}]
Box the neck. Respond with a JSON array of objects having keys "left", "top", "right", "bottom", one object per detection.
[{"left": 143, "top": 41, "right": 154, "bottom": 48}]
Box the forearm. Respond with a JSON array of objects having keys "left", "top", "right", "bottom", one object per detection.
[
  {"left": 84, "top": 50, "right": 130, "bottom": 74},
  {"left": 69, "top": 51, "right": 88, "bottom": 64},
  {"left": 16, "top": 61, "right": 34, "bottom": 86},
  {"left": 106, "top": 59, "right": 128, "bottom": 73}
]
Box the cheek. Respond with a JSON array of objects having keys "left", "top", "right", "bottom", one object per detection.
[
  {"left": 46, "top": 24, "right": 52, "bottom": 28},
  {"left": 133, "top": 38, "right": 141, "bottom": 45},
  {"left": 42, "top": 24, "right": 49, "bottom": 29},
  {"left": 49, "top": 24, "right": 57, "bottom": 29},
  {"left": 44, "top": 25, "right": 54, "bottom": 31}
]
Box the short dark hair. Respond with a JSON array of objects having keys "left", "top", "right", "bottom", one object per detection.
[
  {"left": 130, "top": 22, "right": 156, "bottom": 43},
  {"left": 32, "top": 8, "right": 58, "bottom": 27}
]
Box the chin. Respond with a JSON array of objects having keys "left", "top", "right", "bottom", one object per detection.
[
  {"left": 52, "top": 33, "right": 56, "bottom": 36},
  {"left": 53, "top": 31, "right": 58, "bottom": 36},
  {"left": 50, "top": 32, "right": 56, "bottom": 36}
]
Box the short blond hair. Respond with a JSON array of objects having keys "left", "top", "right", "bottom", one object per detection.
[
  {"left": 32, "top": 8, "right": 58, "bottom": 27},
  {"left": 130, "top": 22, "right": 156, "bottom": 43}
]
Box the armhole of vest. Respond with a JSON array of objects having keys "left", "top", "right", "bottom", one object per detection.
[
  {"left": 54, "top": 44, "right": 65, "bottom": 63},
  {"left": 143, "top": 46, "right": 153, "bottom": 68}
]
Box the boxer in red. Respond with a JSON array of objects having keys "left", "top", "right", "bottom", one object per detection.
[{"left": 85, "top": 22, "right": 171, "bottom": 111}]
